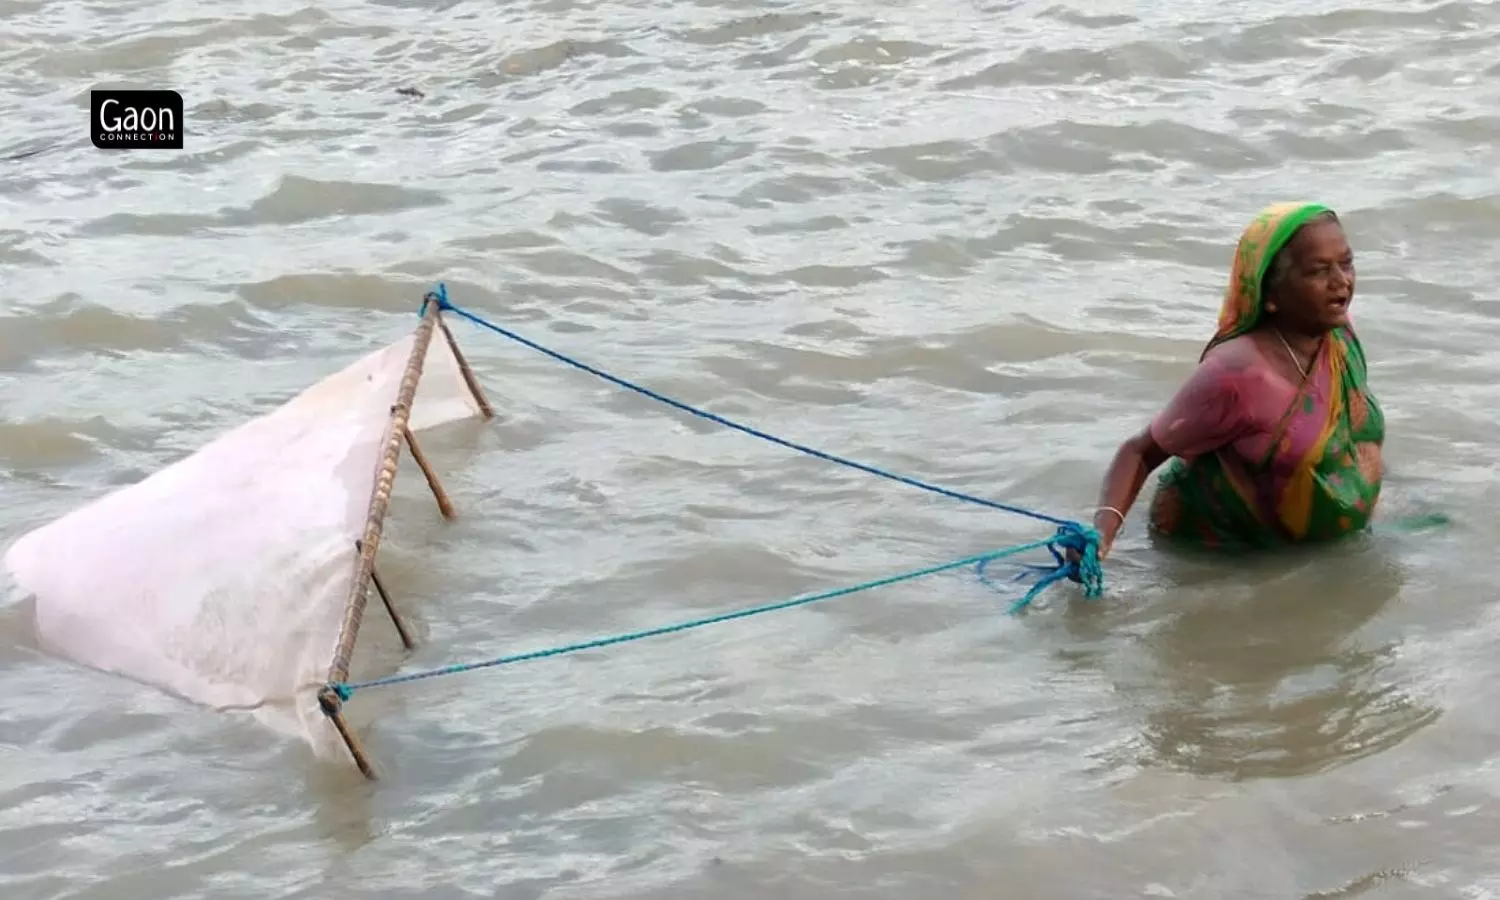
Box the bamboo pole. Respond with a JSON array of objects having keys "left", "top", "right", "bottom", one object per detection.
[{"left": 320, "top": 300, "right": 444, "bottom": 778}]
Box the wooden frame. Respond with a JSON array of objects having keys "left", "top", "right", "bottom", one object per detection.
[{"left": 316, "top": 300, "right": 494, "bottom": 779}]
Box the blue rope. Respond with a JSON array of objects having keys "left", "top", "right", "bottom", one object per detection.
[
  {"left": 421, "top": 283, "right": 1076, "bottom": 529},
  {"left": 331, "top": 533, "right": 1100, "bottom": 700},
  {"left": 323, "top": 284, "right": 1104, "bottom": 701}
]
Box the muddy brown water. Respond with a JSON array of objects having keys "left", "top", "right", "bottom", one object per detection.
[{"left": 3, "top": 0, "right": 1500, "bottom": 897}]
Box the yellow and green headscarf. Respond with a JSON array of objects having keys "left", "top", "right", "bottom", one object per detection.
[{"left": 1205, "top": 200, "right": 1334, "bottom": 357}]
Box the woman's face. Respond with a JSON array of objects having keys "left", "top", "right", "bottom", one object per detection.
[{"left": 1270, "top": 219, "right": 1356, "bottom": 333}]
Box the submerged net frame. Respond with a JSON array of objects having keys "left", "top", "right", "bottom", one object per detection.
[{"left": 315, "top": 299, "right": 495, "bottom": 779}]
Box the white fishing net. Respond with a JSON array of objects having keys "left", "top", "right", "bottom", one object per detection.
[{"left": 1, "top": 326, "right": 485, "bottom": 759}]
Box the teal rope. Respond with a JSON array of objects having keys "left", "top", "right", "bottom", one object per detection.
[{"left": 331, "top": 535, "right": 1100, "bottom": 700}]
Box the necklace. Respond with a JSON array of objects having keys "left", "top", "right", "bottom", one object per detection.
[{"left": 1274, "top": 329, "right": 1310, "bottom": 380}]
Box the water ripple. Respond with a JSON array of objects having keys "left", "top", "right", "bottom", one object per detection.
[{"left": 3, "top": 0, "right": 1500, "bottom": 896}]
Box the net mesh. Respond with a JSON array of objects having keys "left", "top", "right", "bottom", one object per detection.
[{"left": 2, "top": 326, "right": 484, "bottom": 758}]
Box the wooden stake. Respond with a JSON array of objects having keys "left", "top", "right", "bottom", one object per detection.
[
  {"left": 439, "top": 318, "right": 495, "bottom": 419},
  {"left": 318, "top": 687, "right": 377, "bottom": 780},
  {"left": 356, "top": 539, "right": 415, "bottom": 650},
  {"left": 370, "top": 566, "right": 414, "bottom": 651},
  {"left": 402, "top": 424, "right": 455, "bottom": 520}
]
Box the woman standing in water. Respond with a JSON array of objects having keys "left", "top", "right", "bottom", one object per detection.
[{"left": 1089, "top": 201, "right": 1384, "bottom": 556}]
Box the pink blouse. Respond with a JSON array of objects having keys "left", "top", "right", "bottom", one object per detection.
[{"left": 1149, "top": 335, "right": 1300, "bottom": 466}]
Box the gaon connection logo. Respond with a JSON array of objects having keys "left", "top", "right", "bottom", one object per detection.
[{"left": 90, "top": 89, "right": 184, "bottom": 150}]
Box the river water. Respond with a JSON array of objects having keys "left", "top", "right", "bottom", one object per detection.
[{"left": 4, "top": 0, "right": 1500, "bottom": 897}]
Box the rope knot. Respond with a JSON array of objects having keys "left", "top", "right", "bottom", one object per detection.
[
  {"left": 1053, "top": 521, "right": 1104, "bottom": 598},
  {"left": 418, "top": 282, "right": 454, "bottom": 317},
  {"left": 995, "top": 520, "right": 1104, "bottom": 615}
]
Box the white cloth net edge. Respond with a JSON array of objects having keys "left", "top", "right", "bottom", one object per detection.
[{"left": 2, "top": 323, "right": 485, "bottom": 760}]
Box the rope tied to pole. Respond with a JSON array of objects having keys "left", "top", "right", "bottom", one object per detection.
[{"left": 324, "top": 284, "right": 1104, "bottom": 704}]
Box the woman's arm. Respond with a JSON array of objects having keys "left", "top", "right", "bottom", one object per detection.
[
  {"left": 1090, "top": 427, "right": 1171, "bottom": 556},
  {"left": 1083, "top": 353, "right": 1250, "bottom": 558}
]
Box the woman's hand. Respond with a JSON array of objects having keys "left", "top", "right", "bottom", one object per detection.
[
  {"left": 1091, "top": 507, "right": 1124, "bottom": 559},
  {"left": 1064, "top": 510, "right": 1119, "bottom": 572},
  {"left": 1063, "top": 426, "right": 1171, "bottom": 575}
]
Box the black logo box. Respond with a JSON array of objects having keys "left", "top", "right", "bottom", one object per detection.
[{"left": 90, "top": 89, "right": 184, "bottom": 150}]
